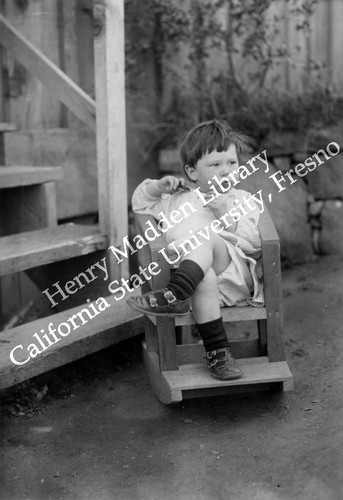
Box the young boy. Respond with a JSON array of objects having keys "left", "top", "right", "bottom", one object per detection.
[{"left": 128, "top": 119, "right": 263, "bottom": 380}]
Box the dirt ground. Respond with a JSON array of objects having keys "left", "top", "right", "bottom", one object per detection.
[{"left": 1, "top": 255, "right": 343, "bottom": 500}]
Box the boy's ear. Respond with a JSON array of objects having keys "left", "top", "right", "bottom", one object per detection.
[{"left": 184, "top": 164, "right": 197, "bottom": 182}]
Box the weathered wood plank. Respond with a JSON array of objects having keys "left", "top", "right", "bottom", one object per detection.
[
  {"left": 261, "top": 239, "right": 286, "bottom": 362},
  {"left": 259, "top": 208, "right": 279, "bottom": 243},
  {"left": 331, "top": 0, "right": 343, "bottom": 86},
  {"left": 163, "top": 359, "right": 293, "bottom": 391},
  {"left": 93, "top": 0, "right": 128, "bottom": 281},
  {"left": 177, "top": 338, "right": 261, "bottom": 365},
  {"left": 311, "top": 0, "right": 332, "bottom": 84},
  {"left": 5, "top": 129, "right": 98, "bottom": 219},
  {"left": 0, "top": 224, "right": 108, "bottom": 276},
  {"left": 156, "top": 316, "right": 179, "bottom": 371},
  {"left": 0, "top": 294, "right": 143, "bottom": 390},
  {"left": 0, "top": 122, "right": 16, "bottom": 133},
  {"left": 1, "top": 0, "right": 61, "bottom": 129},
  {"left": 142, "top": 344, "right": 182, "bottom": 404},
  {"left": 0, "top": 166, "right": 63, "bottom": 188},
  {"left": 146, "top": 306, "right": 267, "bottom": 327},
  {"left": 0, "top": 13, "right": 96, "bottom": 130}
]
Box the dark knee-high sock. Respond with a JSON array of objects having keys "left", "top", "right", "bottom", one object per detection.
[
  {"left": 166, "top": 260, "right": 204, "bottom": 301},
  {"left": 196, "top": 317, "right": 229, "bottom": 352}
]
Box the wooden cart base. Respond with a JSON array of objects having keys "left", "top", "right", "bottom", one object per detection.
[
  {"left": 135, "top": 208, "right": 293, "bottom": 404},
  {"left": 142, "top": 341, "right": 293, "bottom": 404}
]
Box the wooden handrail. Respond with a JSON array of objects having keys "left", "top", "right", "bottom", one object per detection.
[{"left": 0, "top": 14, "right": 96, "bottom": 131}]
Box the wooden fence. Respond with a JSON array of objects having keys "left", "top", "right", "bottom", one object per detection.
[
  {"left": 0, "top": 0, "right": 342, "bottom": 133},
  {"left": 258, "top": 0, "right": 343, "bottom": 92}
]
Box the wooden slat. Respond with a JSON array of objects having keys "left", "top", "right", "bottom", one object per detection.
[
  {"left": 156, "top": 316, "right": 178, "bottom": 371},
  {"left": 146, "top": 306, "right": 267, "bottom": 327},
  {"left": 0, "top": 294, "right": 143, "bottom": 390},
  {"left": 94, "top": 0, "right": 128, "bottom": 281},
  {"left": 0, "top": 122, "right": 16, "bottom": 133},
  {"left": 163, "top": 359, "right": 293, "bottom": 391},
  {"left": 0, "top": 14, "right": 96, "bottom": 131},
  {"left": 0, "top": 166, "right": 63, "bottom": 188},
  {"left": 177, "top": 338, "right": 261, "bottom": 365},
  {"left": 262, "top": 239, "right": 286, "bottom": 362},
  {"left": 0, "top": 224, "right": 108, "bottom": 276},
  {"left": 311, "top": 0, "right": 332, "bottom": 85},
  {"left": 258, "top": 208, "right": 279, "bottom": 243},
  {"left": 179, "top": 306, "right": 266, "bottom": 324},
  {"left": 142, "top": 345, "right": 182, "bottom": 404},
  {"left": 257, "top": 319, "right": 268, "bottom": 355},
  {"left": 331, "top": 0, "right": 343, "bottom": 86}
]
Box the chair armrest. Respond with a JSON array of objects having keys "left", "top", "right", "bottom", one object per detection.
[
  {"left": 258, "top": 208, "right": 279, "bottom": 244},
  {"left": 258, "top": 209, "right": 284, "bottom": 340},
  {"left": 134, "top": 212, "right": 171, "bottom": 289}
]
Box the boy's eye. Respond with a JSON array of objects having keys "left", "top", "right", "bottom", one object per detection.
[{"left": 210, "top": 163, "right": 220, "bottom": 167}]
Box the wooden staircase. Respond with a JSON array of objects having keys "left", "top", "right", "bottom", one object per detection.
[
  {"left": 0, "top": 225, "right": 108, "bottom": 275},
  {"left": 0, "top": 123, "right": 108, "bottom": 268},
  {"left": 0, "top": 122, "right": 142, "bottom": 390},
  {"left": 0, "top": 3, "right": 139, "bottom": 391},
  {"left": 0, "top": 293, "right": 142, "bottom": 390}
]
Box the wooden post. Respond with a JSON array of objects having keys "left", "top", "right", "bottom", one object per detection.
[{"left": 93, "top": 0, "right": 128, "bottom": 282}]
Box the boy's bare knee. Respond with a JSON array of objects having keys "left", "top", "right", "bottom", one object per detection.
[
  {"left": 202, "top": 232, "right": 222, "bottom": 249},
  {"left": 196, "top": 268, "right": 217, "bottom": 292}
]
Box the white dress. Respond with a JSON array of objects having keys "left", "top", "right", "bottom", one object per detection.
[{"left": 132, "top": 180, "right": 264, "bottom": 307}]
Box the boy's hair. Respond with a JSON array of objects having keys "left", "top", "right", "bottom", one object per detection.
[{"left": 180, "top": 119, "right": 248, "bottom": 179}]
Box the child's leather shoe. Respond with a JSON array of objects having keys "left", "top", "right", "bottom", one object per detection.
[
  {"left": 127, "top": 288, "right": 190, "bottom": 317},
  {"left": 206, "top": 348, "right": 242, "bottom": 380}
]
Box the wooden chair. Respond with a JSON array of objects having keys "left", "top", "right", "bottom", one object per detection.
[{"left": 134, "top": 209, "right": 293, "bottom": 404}]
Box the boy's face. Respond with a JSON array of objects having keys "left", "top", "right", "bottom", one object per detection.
[{"left": 185, "top": 144, "right": 239, "bottom": 192}]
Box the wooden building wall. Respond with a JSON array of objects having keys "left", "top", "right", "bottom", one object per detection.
[
  {"left": 0, "top": 0, "right": 342, "bottom": 222},
  {"left": 0, "top": 0, "right": 97, "bottom": 220},
  {"left": 0, "top": 0, "right": 94, "bottom": 129}
]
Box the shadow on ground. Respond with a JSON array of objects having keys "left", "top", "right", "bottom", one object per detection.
[{"left": 1, "top": 256, "right": 343, "bottom": 500}]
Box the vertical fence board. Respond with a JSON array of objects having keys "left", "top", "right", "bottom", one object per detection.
[
  {"left": 263, "top": 0, "right": 288, "bottom": 91},
  {"left": 331, "top": 0, "right": 343, "bottom": 87},
  {"left": 286, "top": 1, "right": 308, "bottom": 91},
  {"left": 311, "top": 0, "right": 331, "bottom": 84}
]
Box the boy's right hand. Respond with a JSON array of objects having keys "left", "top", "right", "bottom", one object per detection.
[{"left": 157, "top": 176, "right": 188, "bottom": 194}]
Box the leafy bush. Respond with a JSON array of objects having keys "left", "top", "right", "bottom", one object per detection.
[{"left": 125, "top": 0, "right": 342, "bottom": 152}]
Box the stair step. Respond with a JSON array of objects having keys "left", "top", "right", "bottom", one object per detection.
[
  {"left": 0, "top": 166, "right": 63, "bottom": 188},
  {"left": 0, "top": 224, "right": 108, "bottom": 275},
  {"left": 143, "top": 345, "right": 294, "bottom": 403},
  {"left": 0, "top": 122, "right": 17, "bottom": 133},
  {"left": 0, "top": 293, "right": 143, "bottom": 390},
  {"left": 163, "top": 358, "right": 293, "bottom": 392}
]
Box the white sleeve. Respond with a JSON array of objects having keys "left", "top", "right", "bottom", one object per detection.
[
  {"left": 131, "top": 179, "right": 170, "bottom": 218},
  {"left": 223, "top": 190, "right": 261, "bottom": 254},
  {"left": 235, "top": 191, "right": 261, "bottom": 253}
]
